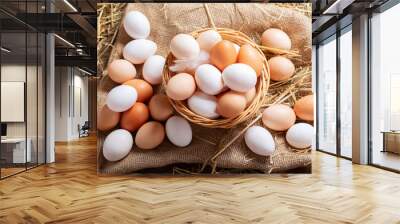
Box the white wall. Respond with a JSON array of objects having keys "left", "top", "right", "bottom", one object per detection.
[
  {"left": 70, "top": 73, "right": 89, "bottom": 139},
  {"left": 1, "top": 65, "right": 26, "bottom": 138},
  {"left": 1, "top": 65, "right": 41, "bottom": 138},
  {"left": 55, "top": 66, "right": 69, "bottom": 141},
  {"left": 54, "top": 67, "right": 89, "bottom": 141},
  {"left": 1, "top": 63, "right": 46, "bottom": 164}
]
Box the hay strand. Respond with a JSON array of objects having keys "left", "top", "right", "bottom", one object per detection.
[{"left": 97, "top": 3, "right": 127, "bottom": 76}]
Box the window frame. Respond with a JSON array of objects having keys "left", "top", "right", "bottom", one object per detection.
[{"left": 315, "top": 24, "right": 353, "bottom": 160}]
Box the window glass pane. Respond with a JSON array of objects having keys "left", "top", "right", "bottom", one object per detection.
[
  {"left": 371, "top": 3, "right": 400, "bottom": 171},
  {"left": 0, "top": 0, "right": 46, "bottom": 178},
  {"left": 1, "top": 9, "right": 28, "bottom": 177},
  {"left": 27, "top": 31, "right": 38, "bottom": 169},
  {"left": 317, "top": 36, "right": 337, "bottom": 154},
  {"left": 340, "top": 28, "right": 352, "bottom": 158}
]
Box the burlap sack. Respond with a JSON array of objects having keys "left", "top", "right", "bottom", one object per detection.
[{"left": 98, "top": 3, "right": 312, "bottom": 174}]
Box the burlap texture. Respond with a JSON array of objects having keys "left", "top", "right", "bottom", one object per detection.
[{"left": 98, "top": 3, "right": 312, "bottom": 174}]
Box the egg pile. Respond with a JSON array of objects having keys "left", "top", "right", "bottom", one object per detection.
[
  {"left": 243, "top": 29, "right": 314, "bottom": 157},
  {"left": 99, "top": 9, "right": 315, "bottom": 164},
  {"left": 166, "top": 30, "right": 264, "bottom": 119},
  {"left": 165, "top": 28, "right": 314, "bottom": 156},
  {"left": 245, "top": 97, "right": 314, "bottom": 157},
  {"left": 98, "top": 11, "right": 194, "bottom": 162}
]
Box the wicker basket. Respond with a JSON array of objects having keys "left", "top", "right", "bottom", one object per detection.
[{"left": 162, "top": 28, "right": 270, "bottom": 129}]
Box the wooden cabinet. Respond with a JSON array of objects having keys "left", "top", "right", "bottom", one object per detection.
[{"left": 382, "top": 132, "right": 400, "bottom": 154}]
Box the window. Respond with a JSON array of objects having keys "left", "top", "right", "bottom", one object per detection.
[
  {"left": 339, "top": 27, "right": 352, "bottom": 158},
  {"left": 317, "top": 36, "right": 337, "bottom": 154},
  {"left": 370, "top": 2, "right": 400, "bottom": 171},
  {"left": 0, "top": 0, "right": 47, "bottom": 179}
]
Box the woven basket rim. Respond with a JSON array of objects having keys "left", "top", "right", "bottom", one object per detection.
[{"left": 162, "top": 27, "right": 270, "bottom": 128}]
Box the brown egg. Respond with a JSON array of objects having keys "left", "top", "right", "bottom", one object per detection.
[
  {"left": 294, "top": 95, "right": 314, "bottom": 121},
  {"left": 108, "top": 59, "right": 136, "bottom": 84},
  {"left": 166, "top": 73, "right": 196, "bottom": 100},
  {"left": 243, "top": 87, "right": 256, "bottom": 106},
  {"left": 149, "top": 94, "right": 174, "bottom": 121},
  {"left": 268, "top": 56, "right": 295, "bottom": 81},
  {"left": 210, "top": 40, "right": 237, "bottom": 70},
  {"left": 120, "top": 102, "right": 149, "bottom": 132},
  {"left": 124, "top": 79, "right": 153, "bottom": 103},
  {"left": 97, "top": 105, "right": 120, "bottom": 131},
  {"left": 135, "top": 121, "right": 165, "bottom": 150},
  {"left": 238, "top": 44, "right": 264, "bottom": 77},
  {"left": 261, "top": 28, "right": 292, "bottom": 50},
  {"left": 217, "top": 91, "right": 247, "bottom": 118},
  {"left": 262, "top": 104, "right": 296, "bottom": 131}
]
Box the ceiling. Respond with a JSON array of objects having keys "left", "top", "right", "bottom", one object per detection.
[
  {"left": 0, "top": 32, "right": 45, "bottom": 64},
  {"left": 0, "top": 0, "right": 95, "bottom": 14},
  {"left": 10, "top": 0, "right": 393, "bottom": 73},
  {"left": 312, "top": 0, "right": 392, "bottom": 43},
  {"left": 0, "top": 0, "right": 96, "bottom": 74}
]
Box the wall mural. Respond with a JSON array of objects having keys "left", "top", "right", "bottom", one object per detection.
[{"left": 97, "top": 3, "right": 313, "bottom": 175}]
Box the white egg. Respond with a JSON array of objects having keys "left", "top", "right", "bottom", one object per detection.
[
  {"left": 188, "top": 91, "right": 219, "bottom": 119},
  {"left": 143, "top": 55, "right": 166, "bottom": 85},
  {"left": 286, "top": 123, "right": 314, "bottom": 149},
  {"left": 123, "top": 39, "right": 157, "bottom": 64},
  {"left": 244, "top": 126, "right": 275, "bottom": 156},
  {"left": 165, "top": 116, "right": 192, "bottom": 147},
  {"left": 106, "top": 85, "right": 137, "bottom": 112},
  {"left": 103, "top": 129, "right": 133, "bottom": 161},
  {"left": 222, "top": 63, "right": 257, "bottom": 92},
  {"left": 233, "top": 43, "right": 240, "bottom": 54},
  {"left": 196, "top": 30, "right": 222, "bottom": 52},
  {"left": 170, "top": 34, "right": 200, "bottom": 60},
  {"left": 123, "top": 11, "right": 150, "bottom": 39},
  {"left": 195, "top": 64, "right": 224, "bottom": 95}
]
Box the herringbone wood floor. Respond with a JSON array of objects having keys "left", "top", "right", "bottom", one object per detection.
[{"left": 0, "top": 135, "right": 400, "bottom": 224}]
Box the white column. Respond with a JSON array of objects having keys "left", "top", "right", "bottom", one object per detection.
[
  {"left": 46, "top": 32, "right": 55, "bottom": 163},
  {"left": 352, "top": 14, "right": 369, "bottom": 164}
]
